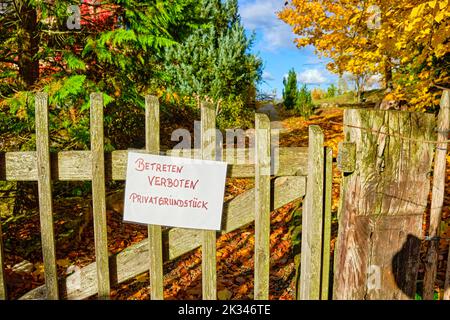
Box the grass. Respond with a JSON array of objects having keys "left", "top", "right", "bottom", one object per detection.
[
  {"left": 313, "top": 92, "right": 357, "bottom": 105},
  {"left": 312, "top": 89, "right": 385, "bottom": 105}
]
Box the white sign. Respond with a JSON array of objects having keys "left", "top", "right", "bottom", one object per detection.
[{"left": 123, "top": 152, "right": 227, "bottom": 230}]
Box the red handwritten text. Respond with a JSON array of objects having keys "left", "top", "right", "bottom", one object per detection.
[
  {"left": 135, "top": 158, "right": 184, "bottom": 173},
  {"left": 129, "top": 193, "right": 208, "bottom": 211},
  {"left": 147, "top": 176, "right": 199, "bottom": 190}
]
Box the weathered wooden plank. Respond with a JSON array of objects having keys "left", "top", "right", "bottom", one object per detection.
[
  {"left": 2, "top": 147, "right": 308, "bottom": 181},
  {"left": 200, "top": 101, "right": 217, "bottom": 300},
  {"left": 0, "top": 220, "right": 6, "bottom": 299},
  {"left": 2, "top": 151, "right": 91, "bottom": 181},
  {"left": 90, "top": 93, "right": 110, "bottom": 299},
  {"left": 321, "top": 147, "right": 332, "bottom": 300},
  {"left": 145, "top": 95, "right": 164, "bottom": 300},
  {"left": 20, "top": 175, "right": 305, "bottom": 300},
  {"left": 167, "top": 147, "right": 308, "bottom": 177},
  {"left": 254, "top": 113, "right": 271, "bottom": 300},
  {"left": 333, "top": 109, "right": 435, "bottom": 300},
  {"left": 299, "top": 125, "right": 324, "bottom": 300},
  {"left": 35, "top": 93, "right": 59, "bottom": 300},
  {"left": 423, "top": 90, "right": 450, "bottom": 300}
]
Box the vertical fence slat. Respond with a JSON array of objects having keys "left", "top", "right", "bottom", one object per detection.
[
  {"left": 90, "top": 93, "right": 110, "bottom": 299},
  {"left": 321, "top": 147, "right": 332, "bottom": 300},
  {"left": 424, "top": 90, "right": 449, "bottom": 300},
  {"left": 0, "top": 220, "right": 6, "bottom": 299},
  {"left": 254, "top": 113, "right": 271, "bottom": 300},
  {"left": 299, "top": 125, "right": 324, "bottom": 300},
  {"left": 200, "top": 101, "right": 217, "bottom": 300},
  {"left": 145, "top": 95, "right": 164, "bottom": 300},
  {"left": 35, "top": 93, "right": 59, "bottom": 300},
  {"left": 423, "top": 89, "right": 450, "bottom": 300}
]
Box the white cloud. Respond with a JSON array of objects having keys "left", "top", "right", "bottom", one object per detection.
[
  {"left": 262, "top": 71, "right": 274, "bottom": 81},
  {"left": 365, "top": 74, "right": 383, "bottom": 90},
  {"left": 297, "top": 69, "right": 327, "bottom": 85},
  {"left": 239, "top": 0, "right": 296, "bottom": 51}
]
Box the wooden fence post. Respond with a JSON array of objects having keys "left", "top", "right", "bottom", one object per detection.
[
  {"left": 333, "top": 109, "right": 435, "bottom": 299},
  {"left": 299, "top": 125, "right": 324, "bottom": 300},
  {"left": 254, "top": 113, "right": 271, "bottom": 300},
  {"left": 0, "top": 220, "right": 6, "bottom": 299},
  {"left": 145, "top": 95, "right": 164, "bottom": 300},
  {"left": 35, "top": 92, "right": 59, "bottom": 300},
  {"left": 423, "top": 89, "right": 449, "bottom": 300},
  {"left": 200, "top": 101, "right": 217, "bottom": 300},
  {"left": 90, "top": 93, "right": 110, "bottom": 299},
  {"left": 321, "top": 147, "right": 332, "bottom": 300}
]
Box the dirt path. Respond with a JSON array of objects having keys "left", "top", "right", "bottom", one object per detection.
[{"left": 257, "top": 103, "right": 287, "bottom": 132}]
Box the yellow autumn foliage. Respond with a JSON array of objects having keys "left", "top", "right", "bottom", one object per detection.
[{"left": 279, "top": 0, "right": 450, "bottom": 109}]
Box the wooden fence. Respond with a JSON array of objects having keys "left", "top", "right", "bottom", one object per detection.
[{"left": 0, "top": 92, "right": 333, "bottom": 300}]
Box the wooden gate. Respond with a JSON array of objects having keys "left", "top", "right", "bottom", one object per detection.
[
  {"left": 0, "top": 93, "right": 332, "bottom": 300},
  {"left": 333, "top": 91, "right": 449, "bottom": 299}
]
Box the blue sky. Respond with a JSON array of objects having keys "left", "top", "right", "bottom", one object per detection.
[{"left": 238, "top": 0, "right": 339, "bottom": 97}]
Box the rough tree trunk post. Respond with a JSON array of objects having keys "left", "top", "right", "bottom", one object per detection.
[
  {"left": 333, "top": 109, "right": 436, "bottom": 299},
  {"left": 18, "top": 3, "right": 39, "bottom": 87},
  {"left": 423, "top": 90, "right": 449, "bottom": 300}
]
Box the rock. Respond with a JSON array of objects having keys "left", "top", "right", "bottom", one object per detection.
[{"left": 12, "top": 260, "right": 34, "bottom": 275}]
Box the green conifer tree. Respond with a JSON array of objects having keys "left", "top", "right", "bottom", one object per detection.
[
  {"left": 283, "top": 68, "right": 298, "bottom": 110},
  {"left": 296, "top": 84, "right": 313, "bottom": 117}
]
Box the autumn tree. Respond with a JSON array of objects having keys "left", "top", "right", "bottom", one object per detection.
[
  {"left": 0, "top": 0, "right": 205, "bottom": 147},
  {"left": 279, "top": 0, "right": 450, "bottom": 109}
]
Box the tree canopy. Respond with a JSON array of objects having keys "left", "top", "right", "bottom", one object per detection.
[
  {"left": 164, "top": 0, "right": 262, "bottom": 104},
  {"left": 0, "top": 0, "right": 262, "bottom": 145},
  {"left": 278, "top": 0, "right": 450, "bottom": 109}
]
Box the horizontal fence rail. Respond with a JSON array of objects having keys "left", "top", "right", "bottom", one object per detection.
[{"left": 0, "top": 148, "right": 308, "bottom": 181}]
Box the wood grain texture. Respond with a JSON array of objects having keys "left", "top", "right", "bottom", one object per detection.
[
  {"left": 337, "top": 142, "right": 356, "bottom": 174},
  {"left": 19, "top": 176, "right": 305, "bottom": 300},
  {"left": 299, "top": 125, "right": 324, "bottom": 300},
  {"left": 333, "top": 109, "right": 436, "bottom": 300},
  {"left": 200, "top": 101, "right": 217, "bottom": 300},
  {"left": 423, "top": 90, "right": 449, "bottom": 300},
  {"left": 145, "top": 95, "right": 164, "bottom": 300},
  {"left": 35, "top": 93, "right": 59, "bottom": 300},
  {"left": 321, "top": 147, "right": 333, "bottom": 300},
  {"left": 90, "top": 93, "right": 110, "bottom": 299},
  {"left": 254, "top": 113, "right": 271, "bottom": 300}
]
